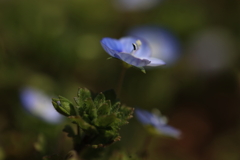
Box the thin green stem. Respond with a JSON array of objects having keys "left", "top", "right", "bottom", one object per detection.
[
  {"left": 138, "top": 135, "right": 153, "bottom": 160},
  {"left": 74, "top": 125, "right": 84, "bottom": 154},
  {"left": 73, "top": 106, "right": 81, "bottom": 138},
  {"left": 116, "top": 65, "right": 127, "bottom": 98}
]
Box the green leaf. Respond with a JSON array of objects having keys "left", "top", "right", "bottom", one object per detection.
[
  {"left": 122, "top": 61, "right": 132, "bottom": 69},
  {"left": 59, "top": 96, "right": 77, "bottom": 116},
  {"left": 80, "top": 98, "right": 97, "bottom": 122},
  {"left": 132, "top": 66, "right": 146, "bottom": 74},
  {"left": 73, "top": 97, "right": 80, "bottom": 108},
  {"left": 93, "top": 92, "right": 105, "bottom": 107},
  {"left": 96, "top": 114, "right": 119, "bottom": 128},
  {"left": 52, "top": 87, "right": 134, "bottom": 148},
  {"left": 52, "top": 97, "right": 75, "bottom": 116},
  {"left": 116, "top": 106, "right": 134, "bottom": 126},
  {"left": 139, "top": 67, "right": 146, "bottom": 74},
  {"left": 97, "top": 101, "right": 111, "bottom": 116},
  {"left": 80, "top": 88, "right": 92, "bottom": 99},
  {"left": 111, "top": 102, "right": 120, "bottom": 113},
  {"left": 69, "top": 116, "right": 98, "bottom": 134},
  {"left": 76, "top": 88, "right": 92, "bottom": 107}
]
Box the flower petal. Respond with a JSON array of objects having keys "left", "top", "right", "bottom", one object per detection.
[
  {"left": 116, "top": 52, "right": 151, "bottom": 67},
  {"left": 119, "top": 37, "right": 152, "bottom": 58},
  {"left": 119, "top": 37, "right": 139, "bottom": 53},
  {"left": 133, "top": 39, "right": 152, "bottom": 58},
  {"left": 146, "top": 57, "right": 165, "bottom": 66},
  {"left": 101, "top": 38, "right": 123, "bottom": 57},
  {"left": 136, "top": 109, "right": 166, "bottom": 126},
  {"left": 135, "top": 108, "right": 154, "bottom": 125},
  {"left": 135, "top": 108, "right": 181, "bottom": 139},
  {"left": 128, "top": 26, "right": 180, "bottom": 65},
  {"left": 20, "top": 87, "right": 63, "bottom": 124},
  {"left": 156, "top": 125, "right": 181, "bottom": 138}
]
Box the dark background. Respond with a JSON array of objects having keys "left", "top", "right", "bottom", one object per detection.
[{"left": 0, "top": 0, "right": 240, "bottom": 159}]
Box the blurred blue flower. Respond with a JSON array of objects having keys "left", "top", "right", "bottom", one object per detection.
[
  {"left": 113, "top": 0, "right": 161, "bottom": 11},
  {"left": 135, "top": 108, "right": 181, "bottom": 138},
  {"left": 20, "top": 87, "right": 63, "bottom": 124},
  {"left": 128, "top": 26, "right": 180, "bottom": 65},
  {"left": 101, "top": 37, "right": 165, "bottom": 68}
]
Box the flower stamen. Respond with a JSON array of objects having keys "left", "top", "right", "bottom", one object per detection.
[
  {"left": 132, "top": 43, "right": 138, "bottom": 50},
  {"left": 131, "top": 40, "right": 142, "bottom": 54}
]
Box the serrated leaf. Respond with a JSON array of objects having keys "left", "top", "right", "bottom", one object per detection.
[
  {"left": 69, "top": 116, "right": 98, "bottom": 134},
  {"left": 104, "top": 130, "right": 120, "bottom": 140},
  {"left": 86, "top": 129, "right": 120, "bottom": 147},
  {"left": 97, "top": 101, "right": 111, "bottom": 116},
  {"left": 77, "top": 88, "right": 90, "bottom": 97},
  {"left": 93, "top": 92, "right": 105, "bottom": 107},
  {"left": 73, "top": 97, "right": 80, "bottom": 108},
  {"left": 116, "top": 106, "right": 134, "bottom": 126},
  {"left": 84, "top": 98, "right": 97, "bottom": 121},
  {"left": 52, "top": 87, "right": 134, "bottom": 148},
  {"left": 111, "top": 102, "right": 120, "bottom": 113},
  {"left": 96, "top": 114, "right": 119, "bottom": 128},
  {"left": 76, "top": 88, "right": 91, "bottom": 107},
  {"left": 118, "top": 106, "right": 134, "bottom": 117}
]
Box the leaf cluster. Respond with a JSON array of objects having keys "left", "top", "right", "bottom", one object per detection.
[{"left": 52, "top": 88, "right": 134, "bottom": 148}]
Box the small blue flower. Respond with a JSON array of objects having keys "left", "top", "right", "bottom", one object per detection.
[
  {"left": 128, "top": 26, "right": 180, "bottom": 65},
  {"left": 135, "top": 108, "right": 181, "bottom": 138},
  {"left": 20, "top": 87, "right": 63, "bottom": 124},
  {"left": 101, "top": 37, "right": 165, "bottom": 68}
]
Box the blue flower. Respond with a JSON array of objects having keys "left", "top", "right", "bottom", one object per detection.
[
  {"left": 20, "top": 87, "right": 63, "bottom": 124},
  {"left": 128, "top": 26, "right": 180, "bottom": 65},
  {"left": 135, "top": 108, "right": 181, "bottom": 138},
  {"left": 101, "top": 37, "right": 165, "bottom": 68}
]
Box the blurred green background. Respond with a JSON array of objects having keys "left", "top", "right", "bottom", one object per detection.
[{"left": 1, "top": 0, "right": 240, "bottom": 159}]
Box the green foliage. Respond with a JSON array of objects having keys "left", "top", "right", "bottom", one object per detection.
[
  {"left": 52, "top": 96, "right": 76, "bottom": 117},
  {"left": 52, "top": 88, "right": 134, "bottom": 148}
]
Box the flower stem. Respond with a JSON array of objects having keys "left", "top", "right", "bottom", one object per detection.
[
  {"left": 117, "top": 65, "right": 127, "bottom": 98},
  {"left": 138, "top": 135, "right": 153, "bottom": 160}
]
